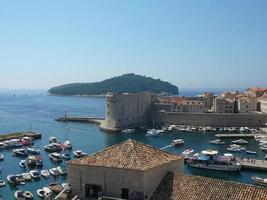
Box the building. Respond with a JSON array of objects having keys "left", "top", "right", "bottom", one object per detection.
[
  {"left": 214, "top": 97, "right": 235, "bottom": 113},
  {"left": 238, "top": 97, "right": 257, "bottom": 113},
  {"left": 198, "top": 92, "right": 215, "bottom": 111},
  {"left": 258, "top": 93, "right": 267, "bottom": 113},
  {"left": 150, "top": 172, "right": 267, "bottom": 200},
  {"left": 244, "top": 87, "right": 267, "bottom": 97},
  {"left": 100, "top": 92, "right": 153, "bottom": 132},
  {"left": 220, "top": 91, "right": 240, "bottom": 100},
  {"left": 67, "top": 139, "right": 184, "bottom": 200}
]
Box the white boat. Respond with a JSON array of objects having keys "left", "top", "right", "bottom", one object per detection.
[
  {"left": 0, "top": 153, "right": 4, "bottom": 161},
  {"left": 26, "top": 147, "right": 41, "bottom": 154},
  {"left": 57, "top": 166, "right": 67, "bottom": 175},
  {"left": 122, "top": 128, "right": 135, "bottom": 134},
  {"left": 49, "top": 152, "right": 62, "bottom": 162},
  {"left": 246, "top": 150, "right": 257, "bottom": 155},
  {"left": 15, "top": 190, "right": 33, "bottom": 200},
  {"left": 19, "top": 160, "right": 27, "bottom": 168},
  {"left": 146, "top": 129, "right": 160, "bottom": 137},
  {"left": 227, "top": 144, "right": 245, "bottom": 152},
  {"left": 49, "top": 136, "right": 57, "bottom": 143},
  {"left": 40, "top": 170, "right": 50, "bottom": 179},
  {"left": 181, "top": 149, "right": 194, "bottom": 159},
  {"left": 209, "top": 139, "right": 225, "bottom": 145},
  {"left": 73, "top": 150, "right": 87, "bottom": 158},
  {"left": 29, "top": 170, "right": 40, "bottom": 179},
  {"left": 63, "top": 140, "right": 72, "bottom": 149},
  {"left": 0, "top": 180, "right": 5, "bottom": 187},
  {"left": 7, "top": 175, "right": 18, "bottom": 185},
  {"left": 49, "top": 168, "right": 60, "bottom": 177},
  {"left": 172, "top": 139, "right": 184, "bottom": 147},
  {"left": 232, "top": 139, "right": 248, "bottom": 145},
  {"left": 21, "top": 173, "right": 31, "bottom": 182},
  {"left": 62, "top": 183, "right": 72, "bottom": 193},
  {"left": 251, "top": 176, "right": 267, "bottom": 187},
  {"left": 37, "top": 187, "right": 52, "bottom": 199}
]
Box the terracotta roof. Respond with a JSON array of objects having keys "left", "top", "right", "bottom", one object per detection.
[
  {"left": 68, "top": 139, "right": 182, "bottom": 171},
  {"left": 151, "top": 173, "right": 267, "bottom": 200}
]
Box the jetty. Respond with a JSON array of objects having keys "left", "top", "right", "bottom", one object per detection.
[
  {"left": 215, "top": 133, "right": 257, "bottom": 138},
  {"left": 240, "top": 158, "right": 267, "bottom": 171},
  {"left": 0, "top": 131, "right": 41, "bottom": 141},
  {"left": 55, "top": 116, "right": 104, "bottom": 125}
]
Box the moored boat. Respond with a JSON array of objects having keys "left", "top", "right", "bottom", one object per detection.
[
  {"left": 146, "top": 129, "right": 161, "bottom": 137},
  {"left": 251, "top": 176, "right": 267, "bottom": 187},
  {"left": 232, "top": 139, "right": 248, "bottom": 145},
  {"left": 49, "top": 136, "right": 58, "bottom": 143},
  {"left": 227, "top": 144, "right": 245, "bottom": 152},
  {"left": 29, "top": 170, "right": 40, "bottom": 179},
  {"left": 62, "top": 153, "right": 71, "bottom": 160},
  {"left": 49, "top": 168, "right": 60, "bottom": 177},
  {"left": 172, "top": 139, "right": 184, "bottom": 147},
  {"left": 209, "top": 139, "right": 225, "bottom": 145},
  {"left": 37, "top": 187, "right": 52, "bottom": 199},
  {"left": 181, "top": 149, "right": 194, "bottom": 159},
  {"left": 14, "top": 190, "right": 33, "bottom": 200},
  {"left": 57, "top": 166, "right": 67, "bottom": 175},
  {"left": 26, "top": 147, "right": 40, "bottom": 154},
  {"left": 41, "top": 170, "right": 50, "bottom": 179},
  {"left": 246, "top": 150, "right": 257, "bottom": 155},
  {"left": 19, "top": 160, "right": 27, "bottom": 168},
  {"left": 21, "top": 173, "right": 32, "bottom": 182},
  {"left": 122, "top": 128, "right": 135, "bottom": 134},
  {"left": 73, "top": 150, "right": 87, "bottom": 158},
  {"left": 0, "top": 180, "right": 5, "bottom": 187},
  {"left": 49, "top": 152, "right": 62, "bottom": 162},
  {"left": 13, "top": 148, "right": 28, "bottom": 157}
]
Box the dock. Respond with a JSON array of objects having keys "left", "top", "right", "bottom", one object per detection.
[
  {"left": 0, "top": 131, "right": 41, "bottom": 141},
  {"left": 55, "top": 116, "right": 104, "bottom": 125},
  {"left": 240, "top": 158, "right": 267, "bottom": 171},
  {"left": 215, "top": 133, "right": 257, "bottom": 138}
]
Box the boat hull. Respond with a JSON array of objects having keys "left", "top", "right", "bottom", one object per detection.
[{"left": 188, "top": 163, "right": 241, "bottom": 171}]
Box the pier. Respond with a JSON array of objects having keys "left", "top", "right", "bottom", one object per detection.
[
  {"left": 0, "top": 131, "right": 41, "bottom": 141},
  {"left": 240, "top": 158, "right": 267, "bottom": 171},
  {"left": 55, "top": 116, "right": 104, "bottom": 125},
  {"left": 215, "top": 133, "right": 257, "bottom": 138}
]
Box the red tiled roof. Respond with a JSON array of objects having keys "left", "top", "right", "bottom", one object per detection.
[
  {"left": 68, "top": 139, "right": 182, "bottom": 171},
  {"left": 151, "top": 173, "right": 267, "bottom": 200}
]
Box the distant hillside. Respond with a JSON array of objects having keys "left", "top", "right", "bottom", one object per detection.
[{"left": 48, "top": 73, "right": 179, "bottom": 96}]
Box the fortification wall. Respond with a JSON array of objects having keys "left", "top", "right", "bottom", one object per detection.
[{"left": 152, "top": 111, "right": 267, "bottom": 127}]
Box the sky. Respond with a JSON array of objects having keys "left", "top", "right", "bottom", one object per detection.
[{"left": 0, "top": 0, "right": 267, "bottom": 90}]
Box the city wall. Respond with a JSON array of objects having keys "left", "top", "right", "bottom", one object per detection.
[{"left": 152, "top": 111, "right": 267, "bottom": 127}]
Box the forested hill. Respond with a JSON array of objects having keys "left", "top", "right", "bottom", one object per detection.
[{"left": 48, "top": 73, "right": 179, "bottom": 96}]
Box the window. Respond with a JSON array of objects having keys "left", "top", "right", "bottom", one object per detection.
[
  {"left": 85, "top": 184, "right": 102, "bottom": 198},
  {"left": 121, "top": 188, "right": 129, "bottom": 199}
]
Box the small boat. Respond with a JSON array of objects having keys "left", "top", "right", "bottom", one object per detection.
[
  {"left": 227, "top": 144, "right": 245, "bottom": 152},
  {"left": 26, "top": 147, "right": 40, "bottom": 154},
  {"left": 209, "top": 139, "right": 225, "bottom": 145},
  {"left": 63, "top": 140, "right": 72, "bottom": 149},
  {"left": 172, "top": 139, "right": 184, "bottom": 147},
  {"left": 122, "top": 128, "right": 135, "bottom": 134},
  {"left": 49, "top": 168, "right": 60, "bottom": 177},
  {"left": 57, "top": 166, "right": 67, "bottom": 175},
  {"left": 73, "top": 150, "right": 87, "bottom": 158},
  {"left": 15, "top": 190, "right": 34, "bottom": 200},
  {"left": 146, "top": 129, "right": 160, "bottom": 137},
  {"left": 181, "top": 149, "right": 194, "bottom": 159},
  {"left": 0, "top": 142, "right": 7, "bottom": 149},
  {"left": 0, "top": 153, "right": 4, "bottom": 161},
  {"left": 62, "top": 153, "right": 71, "bottom": 160},
  {"left": 36, "top": 156, "right": 43, "bottom": 167},
  {"left": 41, "top": 170, "right": 50, "bottom": 179},
  {"left": 19, "top": 160, "right": 27, "bottom": 168},
  {"left": 232, "top": 139, "right": 248, "bottom": 145},
  {"left": 0, "top": 180, "right": 5, "bottom": 187},
  {"left": 49, "top": 152, "right": 62, "bottom": 162},
  {"left": 13, "top": 148, "right": 28, "bottom": 157},
  {"left": 44, "top": 143, "right": 63, "bottom": 152},
  {"left": 7, "top": 175, "right": 18, "bottom": 185},
  {"left": 251, "top": 176, "right": 267, "bottom": 187},
  {"left": 21, "top": 173, "right": 32, "bottom": 182},
  {"left": 62, "top": 183, "right": 72, "bottom": 193},
  {"left": 49, "top": 136, "right": 58, "bottom": 143},
  {"left": 29, "top": 170, "right": 40, "bottom": 179},
  {"left": 49, "top": 182, "right": 64, "bottom": 193},
  {"left": 37, "top": 187, "right": 52, "bottom": 199},
  {"left": 246, "top": 150, "right": 257, "bottom": 155}
]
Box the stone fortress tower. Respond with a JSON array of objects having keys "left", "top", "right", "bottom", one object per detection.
[{"left": 100, "top": 92, "right": 153, "bottom": 132}]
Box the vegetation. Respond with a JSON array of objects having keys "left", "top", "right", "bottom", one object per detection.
[{"left": 48, "top": 73, "right": 179, "bottom": 96}]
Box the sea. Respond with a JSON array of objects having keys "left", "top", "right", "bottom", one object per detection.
[{"left": 0, "top": 89, "right": 266, "bottom": 199}]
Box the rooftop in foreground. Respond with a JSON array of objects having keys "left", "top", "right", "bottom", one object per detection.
[
  {"left": 68, "top": 139, "right": 182, "bottom": 171},
  {"left": 151, "top": 172, "right": 267, "bottom": 200}
]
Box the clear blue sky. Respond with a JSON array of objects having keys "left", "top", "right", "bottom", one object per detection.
[{"left": 0, "top": 0, "right": 267, "bottom": 89}]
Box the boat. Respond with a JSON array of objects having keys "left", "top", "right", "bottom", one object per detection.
[
  {"left": 187, "top": 150, "right": 241, "bottom": 171},
  {"left": 73, "top": 150, "right": 87, "bottom": 158},
  {"left": 62, "top": 153, "right": 71, "bottom": 160},
  {"left": 41, "top": 170, "right": 50, "bottom": 179},
  {"left": 62, "top": 183, "right": 71, "bottom": 193},
  {"left": 49, "top": 168, "right": 60, "bottom": 177},
  {"left": 14, "top": 190, "right": 34, "bottom": 200},
  {"left": 49, "top": 182, "right": 64, "bottom": 193},
  {"left": 0, "top": 153, "right": 4, "bottom": 161},
  {"left": 251, "top": 176, "right": 267, "bottom": 187},
  {"left": 13, "top": 148, "right": 28, "bottom": 157},
  {"left": 27, "top": 156, "right": 43, "bottom": 167},
  {"left": 29, "top": 170, "right": 40, "bottom": 179},
  {"left": 122, "top": 128, "right": 135, "bottom": 134},
  {"left": 0, "top": 180, "right": 5, "bottom": 187},
  {"left": 246, "top": 150, "right": 257, "bottom": 155},
  {"left": 63, "top": 140, "right": 72, "bottom": 149},
  {"left": 57, "top": 166, "right": 67, "bottom": 175},
  {"left": 49, "top": 152, "right": 62, "bottom": 162},
  {"left": 171, "top": 139, "right": 184, "bottom": 147},
  {"left": 209, "top": 139, "right": 225, "bottom": 145},
  {"left": 19, "top": 160, "right": 27, "bottom": 168},
  {"left": 49, "top": 136, "right": 58, "bottom": 143},
  {"left": 21, "top": 173, "right": 32, "bottom": 182},
  {"left": 26, "top": 147, "right": 40, "bottom": 154},
  {"left": 0, "top": 142, "right": 7, "bottom": 149},
  {"left": 37, "top": 187, "right": 52, "bottom": 199},
  {"left": 7, "top": 175, "right": 18, "bottom": 185},
  {"left": 146, "top": 129, "right": 160, "bottom": 137},
  {"left": 181, "top": 149, "right": 194, "bottom": 159},
  {"left": 36, "top": 156, "right": 43, "bottom": 167},
  {"left": 44, "top": 143, "right": 63, "bottom": 152},
  {"left": 232, "top": 139, "right": 248, "bottom": 145},
  {"left": 227, "top": 144, "right": 245, "bottom": 152}
]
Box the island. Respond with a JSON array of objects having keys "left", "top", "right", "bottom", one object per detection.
[{"left": 48, "top": 73, "right": 179, "bottom": 96}]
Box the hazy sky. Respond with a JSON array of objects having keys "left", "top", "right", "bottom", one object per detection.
[{"left": 0, "top": 1, "right": 267, "bottom": 89}]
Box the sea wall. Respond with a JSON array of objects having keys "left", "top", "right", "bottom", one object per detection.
[{"left": 152, "top": 111, "right": 267, "bottom": 127}]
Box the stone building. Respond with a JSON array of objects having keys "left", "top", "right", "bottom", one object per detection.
[
  {"left": 244, "top": 87, "right": 267, "bottom": 97},
  {"left": 237, "top": 97, "right": 257, "bottom": 113},
  {"left": 214, "top": 97, "right": 235, "bottom": 113},
  {"left": 198, "top": 92, "right": 215, "bottom": 111},
  {"left": 258, "top": 93, "right": 267, "bottom": 113},
  {"left": 100, "top": 92, "right": 153, "bottom": 132},
  {"left": 67, "top": 139, "right": 184, "bottom": 200}
]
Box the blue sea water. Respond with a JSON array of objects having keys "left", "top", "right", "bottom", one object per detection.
[{"left": 0, "top": 91, "right": 266, "bottom": 199}]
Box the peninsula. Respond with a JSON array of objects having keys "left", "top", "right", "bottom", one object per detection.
[{"left": 48, "top": 73, "right": 179, "bottom": 96}]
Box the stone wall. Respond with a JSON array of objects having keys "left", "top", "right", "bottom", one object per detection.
[{"left": 152, "top": 111, "right": 267, "bottom": 127}]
